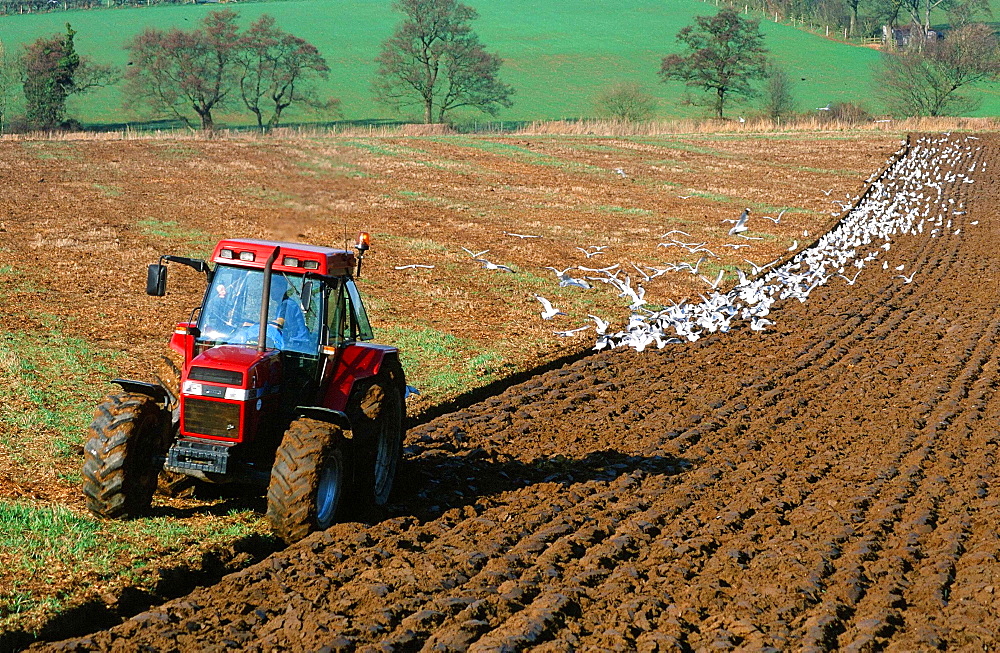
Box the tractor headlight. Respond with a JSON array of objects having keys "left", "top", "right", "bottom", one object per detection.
[{"left": 224, "top": 388, "right": 250, "bottom": 401}]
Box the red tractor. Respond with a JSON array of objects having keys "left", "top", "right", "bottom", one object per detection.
[{"left": 82, "top": 236, "right": 406, "bottom": 543}]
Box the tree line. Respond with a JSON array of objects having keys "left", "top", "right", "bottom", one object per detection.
[
  {"left": 0, "top": 0, "right": 514, "bottom": 132},
  {"left": 661, "top": 8, "right": 1000, "bottom": 120},
  {"left": 1, "top": 0, "right": 196, "bottom": 16},
  {"left": 733, "top": 0, "right": 991, "bottom": 40}
]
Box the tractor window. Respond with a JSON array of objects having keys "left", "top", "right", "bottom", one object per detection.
[
  {"left": 284, "top": 277, "right": 323, "bottom": 354},
  {"left": 197, "top": 265, "right": 322, "bottom": 354},
  {"left": 346, "top": 280, "right": 374, "bottom": 341},
  {"left": 326, "top": 280, "right": 352, "bottom": 346},
  {"left": 325, "top": 279, "right": 373, "bottom": 345}
]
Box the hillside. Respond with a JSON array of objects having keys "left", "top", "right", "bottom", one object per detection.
[{"left": 0, "top": 0, "right": 892, "bottom": 127}]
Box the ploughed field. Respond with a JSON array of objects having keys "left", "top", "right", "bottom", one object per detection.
[
  {"left": 29, "top": 133, "right": 1000, "bottom": 650},
  {"left": 2, "top": 130, "right": 910, "bottom": 641}
]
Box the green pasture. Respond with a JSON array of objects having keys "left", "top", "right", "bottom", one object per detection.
[{"left": 0, "top": 0, "right": 910, "bottom": 126}]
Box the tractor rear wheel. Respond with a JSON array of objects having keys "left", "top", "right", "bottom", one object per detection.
[
  {"left": 267, "top": 418, "right": 347, "bottom": 544},
  {"left": 349, "top": 362, "right": 406, "bottom": 508},
  {"left": 82, "top": 393, "right": 169, "bottom": 519}
]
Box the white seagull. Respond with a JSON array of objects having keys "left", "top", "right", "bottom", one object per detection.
[
  {"left": 475, "top": 258, "right": 515, "bottom": 273},
  {"left": 728, "top": 208, "right": 751, "bottom": 235},
  {"left": 535, "top": 295, "right": 565, "bottom": 319},
  {"left": 588, "top": 314, "right": 610, "bottom": 334},
  {"left": 554, "top": 325, "right": 591, "bottom": 337},
  {"left": 760, "top": 209, "right": 785, "bottom": 224},
  {"left": 837, "top": 270, "right": 861, "bottom": 285},
  {"left": 700, "top": 268, "right": 726, "bottom": 290},
  {"left": 576, "top": 246, "right": 607, "bottom": 258}
]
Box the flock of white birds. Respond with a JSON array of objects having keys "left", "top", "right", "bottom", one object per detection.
[
  {"left": 396, "top": 133, "right": 980, "bottom": 355},
  {"left": 591, "top": 133, "right": 981, "bottom": 352}
]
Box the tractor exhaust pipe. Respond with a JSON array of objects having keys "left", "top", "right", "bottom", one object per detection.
[{"left": 258, "top": 246, "right": 281, "bottom": 352}]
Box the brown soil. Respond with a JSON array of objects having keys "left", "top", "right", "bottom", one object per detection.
[
  {"left": 0, "top": 132, "right": 897, "bottom": 496},
  {"left": 27, "top": 132, "right": 1000, "bottom": 650}
]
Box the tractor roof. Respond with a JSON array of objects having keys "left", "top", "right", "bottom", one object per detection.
[{"left": 211, "top": 239, "right": 356, "bottom": 276}]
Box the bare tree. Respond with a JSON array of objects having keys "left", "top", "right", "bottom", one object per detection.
[
  {"left": 762, "top": 67, "right": 795, "bottom": 120},
  {"left": 880, "top": 0, "right": 991, "bottom": 39},
  {"left": 874, "top": 23, "right": 1000, "bottom": 116},
  {"left": 123, "top": 10, "right": 241, "bottom": 130},
  {"left": 595, "top": 82, "right": 658, "bottom": 121},
  {"left": 659, "top": 9, "right": 769, "bottom": 119},
  {"left": 238, "top": 15, "right": 336, "bottom": 130},
  {"left": 373, "top": 0, "right": 513, "bottom": 124}
]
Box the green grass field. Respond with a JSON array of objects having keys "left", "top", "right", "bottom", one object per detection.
[{"left": 0, "top": 0, "right": 928, "bottom": 127}]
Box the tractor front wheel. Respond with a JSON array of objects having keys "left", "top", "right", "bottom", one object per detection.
[
  {"left": 267, "top": 418, "right": 347, "bottom": 544},
  {"left": 82, "top": 393, "right": 169, "bottom": 519}
]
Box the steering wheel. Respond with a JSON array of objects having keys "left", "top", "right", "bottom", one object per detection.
[{"left": 228, "top": 323, "right": 286, "bottom": 349}]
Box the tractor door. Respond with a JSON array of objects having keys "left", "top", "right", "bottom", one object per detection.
[
  {"left": 318, "top": 279, "right": 379, "bottom": 411},
  {"left": 278, "top": 277, "right": 326, "bottom": 415}
]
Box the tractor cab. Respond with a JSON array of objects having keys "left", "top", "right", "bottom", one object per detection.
[{"left": 193, "top": 238, "right": 371, "bottom": 354}]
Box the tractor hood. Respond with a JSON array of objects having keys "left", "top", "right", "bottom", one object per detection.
[
  {"left": 179, "top": 345, "right": 283, "bottom": 444},
  {"left": 185, "top": 345, "right": 281, "bottom": 391}
]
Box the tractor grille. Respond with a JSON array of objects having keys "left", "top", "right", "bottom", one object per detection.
[
  {"left": 183, "top": 398, "right": 241, "bottom": 440},
  {"left": 188, "top": 366, "right": 243, "bottom": 386}
]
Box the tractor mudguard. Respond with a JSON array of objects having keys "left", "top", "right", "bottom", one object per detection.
[
  {"left": 296, "top": 407, "right": 353, "bottom": 433},
  {"left": 111, "top": 379, "right": 172, "bottom": 405},
  {"left": 321, "top": 344, "right": 400, "bottom": 412}
]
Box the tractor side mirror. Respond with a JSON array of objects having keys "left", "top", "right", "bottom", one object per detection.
[
  {"left": 147, "top": 263, "right": 167, "bottom": 296},
  {"left": 301, "top": 280, "right": 313, "bottom": 313}
]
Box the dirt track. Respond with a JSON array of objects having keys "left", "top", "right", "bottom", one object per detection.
[{"left": 37, "top": 134, "right": 1000, "bottom": 651}]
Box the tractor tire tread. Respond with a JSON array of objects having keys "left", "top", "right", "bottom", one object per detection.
[
  {"left": 267, "top": 418, "right": 342, "bottom": 544},
  {"left": 82, "top": 393, "right": 168, "bottom": 519}
]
